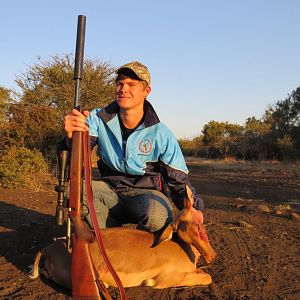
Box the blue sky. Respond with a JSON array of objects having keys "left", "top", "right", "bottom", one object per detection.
[{"left": 2, "top": 0, "right": 300, "bottom": 138}]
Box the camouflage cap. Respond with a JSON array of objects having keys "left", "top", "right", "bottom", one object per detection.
[{"left": 116, "top": 61, "right": 151, "bottom": 86}]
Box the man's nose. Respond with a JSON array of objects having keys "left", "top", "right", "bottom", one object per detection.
[{"left": 119, "top": 84, "right": 129, "bottom": 92}]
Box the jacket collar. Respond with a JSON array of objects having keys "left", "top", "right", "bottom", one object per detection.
[{"left": 98, "top": 100, "right": 160, "bottom": 128}]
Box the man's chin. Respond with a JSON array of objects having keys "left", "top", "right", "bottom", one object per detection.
[{"left": 117, "top": 99, "right": 131, "bottom": 108}]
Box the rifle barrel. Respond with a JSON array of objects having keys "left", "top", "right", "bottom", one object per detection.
[{"left": 74, "top": 15, "right": 86, "bottom": 108}]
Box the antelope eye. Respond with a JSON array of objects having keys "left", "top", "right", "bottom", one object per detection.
[
  {"left": 178, "top": 221, "right": 188, "bottom": 231},
  {"left": 194, "top": 222, "right": 201, "bottom": 231}
]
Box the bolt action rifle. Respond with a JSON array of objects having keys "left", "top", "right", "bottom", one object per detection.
[
  {"left": 68, "top": 15, "right": 102, "bottom": 299},
  {"left": 54, "top": 15, "right": 106, "bottom": 299},
  {"left": 54, "top": 15, "right": 126, "bottom": 300}
]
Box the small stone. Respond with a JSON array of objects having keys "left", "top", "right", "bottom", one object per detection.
[
  {"left": 274, "top": 209, "right": 284, "bottom": 215},
  {"left": 290, "top": 212, "right": 300, "bottom": 221},
  {"left": 257, "top": 204, "right": 271, "bottom": 213},
  {"left": 236, "top": 203, "right": 245, "bottom": 209},
  {"left": 238, "top": 221, "right": 254, "bottom": 229}
]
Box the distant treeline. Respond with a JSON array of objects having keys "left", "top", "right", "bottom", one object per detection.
[
  {"left": 0, "top": 55, "right": 299, "bottom": 187},
  {"left": 179, "top": 89, "right": 300, "bottom": 161}
]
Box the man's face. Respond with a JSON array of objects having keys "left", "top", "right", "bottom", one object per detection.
[{"left": 116, "top": 77, "right": 151, "bottom": 111}]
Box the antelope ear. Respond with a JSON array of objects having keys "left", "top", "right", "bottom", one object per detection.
[
  {"left": 151, "top": 224, "right": 174, "bottom": 247},
  {"left": 184, "top": 185, "right": 194, "bottom": 210}
]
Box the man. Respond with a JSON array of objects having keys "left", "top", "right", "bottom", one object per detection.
[{"left": 61, "top": 61, "right": 204, "bottom": 232}]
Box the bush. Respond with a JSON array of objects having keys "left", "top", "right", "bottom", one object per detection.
[{"left": 0, "top": 146, "right": 52, "bottom": 189}]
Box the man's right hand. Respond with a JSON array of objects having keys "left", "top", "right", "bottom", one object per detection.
[{"left": 64, "top": 108, "right": 90, "bottom": 139}]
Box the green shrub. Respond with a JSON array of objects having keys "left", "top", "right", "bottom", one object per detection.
[{"left": 0, "top": 146, "right": 51, "bottom": 189}]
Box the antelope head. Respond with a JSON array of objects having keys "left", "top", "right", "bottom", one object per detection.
[{"left": 155, "top": 185, "right": 216, "bottom": 264}]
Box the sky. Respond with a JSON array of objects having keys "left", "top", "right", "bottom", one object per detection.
[{"left": 1, "top": 0, "right": 300, "bottom": 138}]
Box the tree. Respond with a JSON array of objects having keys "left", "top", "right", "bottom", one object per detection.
[
  {"left": 271, "top": 87, "right": 300, "bottom": 158},
  {"left": 1, "top": 55, "right": 116, "bottom": 162},
  {"left": 15, "top": 54, "right": 115, "bottom": 115},
  {"left": 5, "top": 103, "right": 60, "bottom": 148},
  {"left": 193, "top": 135, "right": 206, "bottom": 157},
  {"left": 202, "top": 121, "right": 227, "bottom": 158},
  {"left": 240, "top": 117, "right": 273, "bottom": 160},
  {"left": 0, "top": 87, "right": 12, "bottom": 124},
  {"left": 0, "top": 87, "right": 14, "bottom": 154},
  {"left": 272, "top": 87, "right": 300, "bottom": 137},
  {"left": 202, "top": 121, "right": 243, "bottom": 158},
  {"left": 223, "top": 123, "right": 243, "bottom": 158},
  {"left": 178, "top": 135, "right": 205, "bottom": 157}
]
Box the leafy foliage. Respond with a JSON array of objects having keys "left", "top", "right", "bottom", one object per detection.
[
  {"left": 0, "top": 146, "right": 50, "bottom": 189},
  {"left": 202, "top": 121, "right": 243, "bottom": 158},
  {"left": 180, "top": 86, "right": 300, "bottom": 161},
  {"left": 0, "top": 87, "right": 14, "bottom": 154},
  {"left": 1, "top": 55, "right": 115, "bottom": 160},
  {"left": 240, "top": 117, "right": 274, "bottom": 160},
  {"left": 272, "top": 87, "right": 300, "bottom": 136},
  {"left": 0, "top": 55, "right": 116, "bottom": 188},
  {"left": 0, "top": 87, "right": 11, "bottom": 124},
  {"left": 179, "top": 138, "right": 199, "bottom": 156},
  {"left": 271, "top": 87, "right": 300, "bottom": 158},
  {"left": 15, "top": 54, "right": 115, "bottom": 115}
]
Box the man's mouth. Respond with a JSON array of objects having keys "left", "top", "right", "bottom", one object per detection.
[{"left": 117, "top": 96, "right": 130, "bottom": 100}]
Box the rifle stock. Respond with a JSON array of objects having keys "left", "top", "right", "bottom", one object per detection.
[{"left": 68, "top": 131, "right": 83, "bottom": 219}]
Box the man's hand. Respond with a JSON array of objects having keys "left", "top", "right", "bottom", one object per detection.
[{"left": 64, "top": 109, "right": 90, "bottom": 139}]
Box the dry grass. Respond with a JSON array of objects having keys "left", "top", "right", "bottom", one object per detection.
[{"left": 184, "top": 157, "right": 300, "bottom": 172}]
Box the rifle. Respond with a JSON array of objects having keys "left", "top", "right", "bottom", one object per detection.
[
  {"left": 55, "top": 15, "right": 126, "bottom": 300},
  {"left": 54, "top": 15, "right": 103, "bottom": 299},
  {"left": 66, "top": 15, "right": 102, "bottom": 299}
]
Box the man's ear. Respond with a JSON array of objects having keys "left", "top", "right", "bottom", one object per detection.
[
  {"left": 144, "top": 85, "right": 151, "bottom": 96},
  {"left": 184, "top": 185, "right": 194, "bottom": 210},
  {"left": 151, "top": 223, "right": 174, "bottom": 248}
]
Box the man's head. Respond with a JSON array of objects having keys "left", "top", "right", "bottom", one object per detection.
[{"left": 115, "top": 61, "right": 151, "bottom": 111}]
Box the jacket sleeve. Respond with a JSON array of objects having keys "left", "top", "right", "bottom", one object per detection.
[
  {"left": 158, "top": 130, "right": 204, "bottom": 211},
  {"left": 159, "top": 161, "right": 205, "bottom": 211}
]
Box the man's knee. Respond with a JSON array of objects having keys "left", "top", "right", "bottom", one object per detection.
[
  {"left": 84, "top": 181, "right": 119, "bottom": 228},
  {"left": 137, "top": 192, "right": 173, "bottom": 232}
]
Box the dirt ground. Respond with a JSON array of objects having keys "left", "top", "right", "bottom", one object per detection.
[{"left": 1, "top": 160, "right": 300, "bottom": 300}]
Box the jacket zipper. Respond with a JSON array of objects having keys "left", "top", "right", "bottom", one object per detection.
[{"left": 123, "top": 138, "right": 128, "bottom": 173}]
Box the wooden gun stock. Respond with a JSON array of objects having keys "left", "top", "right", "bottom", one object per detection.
[{"left": 69, "top": 131, "right": 83, "bottom": 220}]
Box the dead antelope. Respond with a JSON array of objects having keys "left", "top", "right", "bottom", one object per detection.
[{"left": 30, "top": 187, "right": 216, "bottom": 289}]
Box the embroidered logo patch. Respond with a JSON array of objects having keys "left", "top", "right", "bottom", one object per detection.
[{"left": 138, "top": 139, "right": 153, "bottom": 154}]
